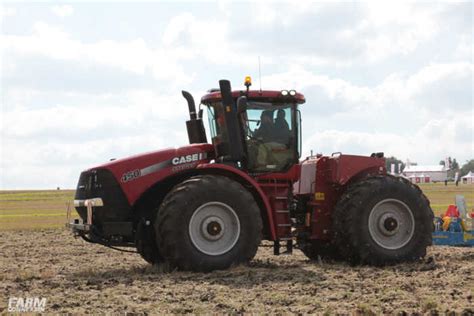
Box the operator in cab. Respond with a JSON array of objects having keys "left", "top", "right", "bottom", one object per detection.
[
  {"left": 254, "top": 111, "right": 274, "bottom": 142},
  {"left": 273, "top": 109, "right": 291, "bottom": 146},
  {"left": 251, "top": 109, "right": 292, "bottom": 171}
]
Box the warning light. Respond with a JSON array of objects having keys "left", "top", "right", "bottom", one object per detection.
[{"left": 244, "top": 76, "right": 252, "bottom": 87}]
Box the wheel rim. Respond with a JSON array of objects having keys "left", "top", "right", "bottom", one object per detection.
[
  {"left": 368, "top": 199, "right": 415, "bottom": 250},
  {"left": 188, "top": 202, "right": 241, "bottom": 256}
]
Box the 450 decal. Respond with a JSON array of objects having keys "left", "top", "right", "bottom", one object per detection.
[{"left": 121, "top": 169, "right": 141, "bottom": 183}]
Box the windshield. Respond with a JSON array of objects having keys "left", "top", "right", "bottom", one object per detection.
[
  {"left": 242, "top": 102, "right": 296, "bottom": 172},
  {"left": 206, "top": 101, "right": 298, "bottom": 172}
]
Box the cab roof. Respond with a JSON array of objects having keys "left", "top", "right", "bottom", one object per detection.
[{"left": 201, "top": 90, "right": 306, "bottom": 105}]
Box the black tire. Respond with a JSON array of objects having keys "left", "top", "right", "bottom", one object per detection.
[
  {"left": 332, "top": 175, "right": 433, "bottom": 265},
  {"left": 155, "top": 175, "right": 262, "bottom": 272},
  {"left": 136, "top": 221, "right": 163, "bottom": 264}
]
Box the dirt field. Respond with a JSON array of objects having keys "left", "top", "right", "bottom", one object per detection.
[
  {"left": 0, "top": 229, "right": 472, "bottom": 314},
  {"left": 0, "top": 185, "right": 473, "bottom": 313}
]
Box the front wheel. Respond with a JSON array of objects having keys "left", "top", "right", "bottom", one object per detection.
[
  {"left": 332, "top": 175, "right": 433, "bottom": 265},
  {"left": 155, "top": 175, "right": 262, "bottom": 272},
  {"left": 136, "top": 221, "right": 163, "bottom": 265}
]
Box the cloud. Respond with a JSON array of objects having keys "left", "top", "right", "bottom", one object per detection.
[
  {"left": 2, "top": 22, "right": 193, "bottom": 85},
  {"left": 262, "top": 61, "right": 472, "bottom": 163},
  {"left": 303, "top": 115, "right": 473, "bottom": 165},
  {"left": 2, "top": 89, "right": 189, "bottom": 139},
  {"left": 51, "top": 5, "right": 74, "bottom": 18},
  {"left": 0, "top": 87, "right": 193, "bottom": 189},
  {"left": 0, "top": 6, "right": 16, "bottom": 18},
  {"left": 0, "top": 3, "right": 471, "bottom": 189}
]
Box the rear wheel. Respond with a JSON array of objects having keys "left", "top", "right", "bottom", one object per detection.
[
  {"left": 155, "top": 175, "right": 262, "bottom": 272},
  {"left": 332, "top": 175, "right": 433, "bottom": 265}
]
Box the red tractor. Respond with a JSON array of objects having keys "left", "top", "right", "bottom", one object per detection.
[{"left": 68, "top": 78, "right": 433, "bottom": 272}]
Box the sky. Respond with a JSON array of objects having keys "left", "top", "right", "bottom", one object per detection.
[{"left": 0, "top": 1, "right": 472, "bottom": 189}]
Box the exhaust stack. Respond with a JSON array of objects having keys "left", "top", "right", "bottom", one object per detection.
[{"left": 182, "top": 91, "right": 207, "bottom": 144}]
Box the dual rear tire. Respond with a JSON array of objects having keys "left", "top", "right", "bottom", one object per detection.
[{"left": 305, "top": 175, "right": 433, "bottom": 265}]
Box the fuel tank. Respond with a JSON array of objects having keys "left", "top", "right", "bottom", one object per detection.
[{"left": 294, "top": 153, "right": 386, "bottom": 196}]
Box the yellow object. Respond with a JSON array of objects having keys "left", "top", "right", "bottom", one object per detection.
[
  {"left": 244, "top": 76, "right": 252, "bottom": 86},
  {"left": 460, "top": 219, "right": 467, "bottom": 232},
  {"left": 441, "top": 216, "right": 468, "bottom": 231},
  {"left": 442, "top": 216, "right": 451, "bottom": 231},
  {"left": 315, "top": 192, "right": 325, "bottom": 201},
  {"left": 464, "top": 232, "right": 474, "bottom": 241}
]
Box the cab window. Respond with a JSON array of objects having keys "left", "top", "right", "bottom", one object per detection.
[{"left": 241, "top": 103, "right": 296, "bottom": 172}]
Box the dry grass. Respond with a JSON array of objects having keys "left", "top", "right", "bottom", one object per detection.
[
  {"left": 418, "top": 182, "right": 474, "bottom": 216},
  {"left": 1, "top": 183, "right": 472, "bottom": 231},
  {"left": 0, "top": 190, "right": 77, "bottom": 230}
]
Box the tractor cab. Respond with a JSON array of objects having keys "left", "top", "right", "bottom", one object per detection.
[{"left": 200, "top": 78, "right": 305, "bottom": 173}]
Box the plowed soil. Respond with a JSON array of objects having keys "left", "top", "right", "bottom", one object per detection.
[{"left": 1, "top": 229, "right": 472, "bottom": 314}]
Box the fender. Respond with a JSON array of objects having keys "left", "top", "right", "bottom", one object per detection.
[{"left": 196, "top": 163, "right": 276, "bottom": 240}]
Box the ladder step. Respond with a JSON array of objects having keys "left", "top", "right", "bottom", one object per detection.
[
  {"left": 279, "top": 237, "right": 293, "bottom": 241},
  {"left": 277, "top": 224, "right": 291, "bottom": 227},
  {"left": 276, "top": 210, "right": 289, "bottom": 213},
  {"left": 275, "top": 196, "right": 288, "bottom": 200}
]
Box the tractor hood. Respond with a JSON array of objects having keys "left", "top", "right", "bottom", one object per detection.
[{"left": 81, "top": 143, "right": 214, "bottom": 205}]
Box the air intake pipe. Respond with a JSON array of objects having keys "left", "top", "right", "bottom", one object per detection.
[
  {"left": 182, "top": 90, "right": 207, "bottom": 144},
  {"left": 219, "top": 80, "right": 246, "bottom": 164}
]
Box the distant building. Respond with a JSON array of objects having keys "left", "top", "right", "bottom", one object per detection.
[
  {"left": 461, "top": 171, "right": 474, "bottom": 184},
  {"left": 402, "top": 165, "right": 447, "bottom": 183}
]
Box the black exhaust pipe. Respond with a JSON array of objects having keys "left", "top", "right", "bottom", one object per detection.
[
  {"left": 182, "top": 91, "right": 197, "bottom": 120},
  {"left": 182, "top": 90, "right": 207, "bottom": 144}
]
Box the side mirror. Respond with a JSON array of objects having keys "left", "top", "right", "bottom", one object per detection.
[{"left": 237, "top": 96, "right": 247, "bottom": 113}]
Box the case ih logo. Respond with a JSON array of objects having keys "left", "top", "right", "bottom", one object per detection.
[
  {"left": 172, "top": 153, "right": 207, "bottom": 165},
  {"left": 121, "top": 152, "right": 207, "bottom": 183}
]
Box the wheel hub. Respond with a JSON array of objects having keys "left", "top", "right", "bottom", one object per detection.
[
  {"left": 368, "top": 199, "right": 415, "bottom": 250},
  {"left": 201, "top": 217, "right": 225, "bottom": 240},
  {"left": 188, "top": 202, "right": 240, "bottom": 256},
  {"left": 383, "top": 217, "right": 398, "bottom": 232},
  {"left": 207, "top": 221, "right": 222, "bottom": 236}
]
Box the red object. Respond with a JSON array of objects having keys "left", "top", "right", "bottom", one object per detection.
[
  {"left": 85, "top": 145, "right": 385, "bottom": 241},
  {"left": 444, "top": 205, "right": 460, "bottom": 218},
  {"left": 201, "top": 90, "right": 306, "bottom": 104},
  {"left": 76, "top": 88, "right": 386, "bottom": 242},
  {"left": 470, "top": 212, "right": 474, "bottom": 219}
]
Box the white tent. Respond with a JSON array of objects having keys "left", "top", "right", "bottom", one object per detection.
[{"left": 461, "top": 171, "right": 474, "bottom": 184}]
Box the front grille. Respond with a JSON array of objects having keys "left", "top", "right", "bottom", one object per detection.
[{"left": 75, "top": 169, "right": 131, "bottom": 228}]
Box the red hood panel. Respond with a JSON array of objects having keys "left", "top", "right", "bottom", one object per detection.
[{"left": 88, "top": 143, "right": 214, "bottom": 205}]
